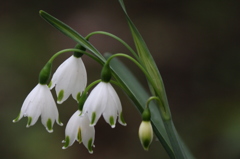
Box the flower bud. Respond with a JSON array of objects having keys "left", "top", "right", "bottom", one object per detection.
[
  {"left": 138, "top": 121, "right": 153, "bottom": 151},
  {"left": 138, "top": 108, "right": 153, "bottom": 151}
]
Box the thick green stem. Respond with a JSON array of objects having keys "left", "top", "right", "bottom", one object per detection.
[{"left": 85, "top": 31, "right": 139, "bottom": 60}]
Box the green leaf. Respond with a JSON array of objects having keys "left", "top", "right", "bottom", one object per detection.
[
  {"left": 104, "top": 53, "right": 174, "bottom": 158},
  {"left": 118, "top": 1, "right": 195, "bottom": 158},
  {"left": 39, "top": 10, "right": 105, "bottom": 62},
  {"left": 118, "top": 0, "right": 165, "bottom": 99}
]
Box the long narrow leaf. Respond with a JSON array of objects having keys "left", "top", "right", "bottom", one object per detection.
[
  {"left": 118, "top": 1, "right": 194, "bottom": 159},
  {"left": 39, "top": 10, "right": 105, "bottom": 62},
  {"left": 104, "top": 53, "right": 175, "bottom": 158}
]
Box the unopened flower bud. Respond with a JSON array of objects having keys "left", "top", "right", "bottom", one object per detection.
[{"left": 138, "top": 108, "right": 153, "bottom": 151}]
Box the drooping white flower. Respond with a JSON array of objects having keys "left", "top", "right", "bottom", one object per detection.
[
  {"left": 62, "top": 110, "right": 95, "bottom": 154},
  {"left": 13, "top": 84, "right": 63, "bottom": 133},
  {"left": 50, "top": 55, "right": 87, "bottom": 104},
  {"left": 82, "top": 81, "right": 126, "bottom": 128}
]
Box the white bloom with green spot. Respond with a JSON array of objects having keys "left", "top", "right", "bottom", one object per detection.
[
  {"left": 82, "top": 82, "right": 126, "bottom": 128},
  {"left": 13, "top": 84, "right": 63, "bottom": 133},
  {"left": 62, "top": 110, "right": 95, "bottom": 154},
  {"left": 50, "top": 55, "right": 87, "bottom": 104}
]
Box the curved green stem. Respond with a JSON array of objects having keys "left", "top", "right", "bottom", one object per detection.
[
  {"left": 146, "top": 96, "right": 170, "bottom": 121},
  {"left": 48, "top": 48, "right": 101, "bottom": 64},
  {"left": 84, "top": 79, "right": 102, "bottom": 93},
  {"left": 85, "top": 31, "right": 139, "bottom": 60},
  {"left": 106, "top": 53, "right": 148, "bottom": 78},
  {"left": 105, "top": 53, "right": 171, "bottom": 120}
]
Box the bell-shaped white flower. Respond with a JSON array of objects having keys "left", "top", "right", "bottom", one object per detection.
[
  {"left": 50, "top": 55, "right": 87, "bottom": 104},
  {"left": 62, "top": 110, "right": 95, "bottom": 154},
  {"left": 13, "top": 84, "right": 63, "bottom": 133},
  {"left": 82, "top": 81, "right": 126, "bottom": 128}
]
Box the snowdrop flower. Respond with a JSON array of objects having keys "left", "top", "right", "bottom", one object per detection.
[
  {"left": 50, "top": 55, "right": 87, "bottom": 104},
  {"left": 82, "top": 81, "right": 126, "bottom": 128},
  {"left": 62, "top": 110, "right": 95, "bottom": 153},
  {"left": 13, "top": 84, "right": 63, "bottom": 133}
]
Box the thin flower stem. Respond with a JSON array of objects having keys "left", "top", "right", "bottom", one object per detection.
[
  {"left": 48, "top": 48, "right": 102, "bottom": 64},
  {"left": 84, "top": 79, "right": 102, "bottom": 93},
  {"left": 145, "top": 96, "right": 169, "bottom": 120},
  {"left": 85, "top": 31, "right": 139, "bottom": 60}
]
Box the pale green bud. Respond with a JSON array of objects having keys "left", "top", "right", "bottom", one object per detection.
[{"left": 138, "top": 120, "right": 153, "bottom": 151}]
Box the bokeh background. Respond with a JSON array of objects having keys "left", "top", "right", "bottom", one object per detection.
[{"left": 1, "top": 0, "right": 240, "bottom": 159}]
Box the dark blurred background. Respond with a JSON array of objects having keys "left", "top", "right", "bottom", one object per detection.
[{"left": 1, "top": 0, "right": 240, "bottom": 159}]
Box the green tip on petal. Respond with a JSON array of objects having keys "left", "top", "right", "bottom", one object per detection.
[
  {"left": 12, "top": 112, "right": 21, "bottom": 123},
  {"left": 26, "top": 117, "right": 32, "bottom": 127},
  {"left": 62, "top": 136, "right": 70, "bottom": 149},
  {"left": 119, "top": 112, "right": 127, "bottom": 126},
  {"left": 58, "top": 117, "right": 63, "bottom": 126},
  {"left": 90, "top": 112, "right": 96, "bottom": 126},
  {"left": 109, "top": 116, "right": 115, "bottom": 128},
  {"left": 87, "top": 138, "right": 94, "bottom": 154},
  {"left": 48, "top": 81, "right": 52, "bottom": 88},
  {"left": 46, "top": 118, "right": 53, "bottom": 133},
  {"left": 57, "top": 90, "right": 64, "bottom": 103},
  {"left": 77, "top": 128, "right": 82, "bottom": 143}
]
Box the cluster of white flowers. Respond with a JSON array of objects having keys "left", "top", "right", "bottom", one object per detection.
[{"left": 13, "top": 54, "right": 126, "bottom": 153}]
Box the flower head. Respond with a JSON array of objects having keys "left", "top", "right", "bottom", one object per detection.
[
  {"left": 50, "top": 55, "right": 87, "bottom": 104},
  {"left": 83, "top": 81, "right": 126, "bottom": 128},
  {"left": 13, "top": 84, "right": 62, "bottom": 133},
  {"left": 62, "top": 110, "right": 95, "bottom": 154}
]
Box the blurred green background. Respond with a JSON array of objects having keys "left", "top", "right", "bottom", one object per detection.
[{"left": 1, "top": 0, "right": 240, "bottom": 158}]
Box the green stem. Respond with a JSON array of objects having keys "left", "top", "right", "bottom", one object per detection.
[
  {"left": 85, "top": 79, "right": 102, "bottom": 93},
  {"left": 48, "top": 48, "right": 101, "bottom": 64},
  {"left": 106, "top": 53, "right": 171, "bottom": 119},
  {"left": 85, "top": 31, "right": 139, "bottom": 60}
]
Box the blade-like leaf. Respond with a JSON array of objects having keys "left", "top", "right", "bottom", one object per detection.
[
  {"left": 118, "top": 1, "right": 195, "bottom": 159},
  {"left": 118, "top": 0, "right": 166, "bottom": 99},
  {"left": 104, "top": 53, "right": 175, "bottom": 158},
  {"left": 39, "top": 10, "right": 105, "bottom": 62}
]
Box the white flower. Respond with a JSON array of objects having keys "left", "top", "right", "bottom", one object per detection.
[
  {"left": 62, "top": 110, "right": 95, "bottom": 154},
  {"left": 13, "top": 84, "right": 63, "bottom": 133},
  {"left": 83, "top": 81, "right": 126, "bottom": 128},
  {"left": 50, "top": 55, "right": 87, "bottom": 104},
  {"left": 138, "top": 120, "right": 153, "bottom": 151}
]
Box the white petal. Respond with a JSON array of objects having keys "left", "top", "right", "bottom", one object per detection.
[
  {"left": 22, "top": 84, "right": 44, "bottom": 126},
  {"left": 102, "top": 85, "right": 118, "bottom": 128},
  {"left": 64, "top": 110, "right": 82, "bottom": 147},
  {"left": 106, "top": 83, "right": 126, "bottom": 125},
  {"left": 71, "top": 58, "right": 87, "bottom": 101},
  {"left": 80, "top": 115, "right": 95, "bottom": 153},
  {"left": 40, "top": 85, "right": 60, "bottom": 132},
  {"left": 83, "top": 82, "right": 107, "bottom": 126},
  {"left": 50, "top": 57, "right": 70, "bottom": 90}
]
